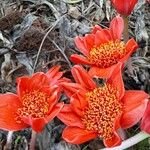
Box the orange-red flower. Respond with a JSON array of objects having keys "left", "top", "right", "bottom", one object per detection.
[
  {"left": 57, "top": 64, "right": 148, "bottom": 147},
  {"left": 141, "top": 101, "right": 150, "bottom": 134},
  {"left": 71, "top": 16, "right": 138, "bottom": 78},
  {"left": 0, "top": 66, "right": 64, "bottom": 132},
  {"left": 111, "top": 0, "right": 138, "bottom": 16}
]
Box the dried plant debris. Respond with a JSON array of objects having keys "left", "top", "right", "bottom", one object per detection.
[
  {"left": 0, "top": 11, "right": 24, "bottom": 31},
  {"left": 13, "top": 27, "right": 52, "bottom": 51}
]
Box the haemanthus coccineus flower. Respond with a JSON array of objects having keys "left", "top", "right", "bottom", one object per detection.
[
  {"left": 57, "top": 64, "right": 148, "bottom": 147},
  {"left": 111, "top": 0, "right": 138, "bottom": 16},
  {"left": 71, "top": 16, "right": 138, "bottom": 78},
  {"left": 141, "top": 101, "right": 150, "bottom": 134},
  {"left": 0, "top": 66, "right": 64, "bottom": 132}
]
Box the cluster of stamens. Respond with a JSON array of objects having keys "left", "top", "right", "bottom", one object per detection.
[
  {"left": 88, "top": 40, "right": 126, "bottom": 68},
  {"left": 16, "top": 90, "right": 50, "bottom": 123},
  {"left": 82, "top": 83, "right": 122, "bottom": 140}
]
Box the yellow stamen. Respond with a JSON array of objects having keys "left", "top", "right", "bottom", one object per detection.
[
  {"left": 15, "top": 90, "right": 50, "bottom": 123},
  {"left": 82, "top": 83, "right": 122, "bottom": 140},
  {"left": 88, "top": 40, "right": 126, "bottom": 68}
]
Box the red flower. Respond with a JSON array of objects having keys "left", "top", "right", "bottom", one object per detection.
[
  {"left": 141, "top": 101, "right": 150, "bottom": 134},
  {"left": 57, "top": 64, "right": 148, "bottom": 147},
  {"left": 111, "top": 0, "right": 138, "bottom": 16},
  {"left": 71, "top": 16, "right": 138, "bottom": 78},
  {"left": 0, "top": 66, "right": 64, "bottom": 132}
]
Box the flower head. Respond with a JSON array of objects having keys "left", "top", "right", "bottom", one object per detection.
[
  {"left": 141, "top": 101, "right": 150, "bottom": 134},
  {"left": 0, "top": 66, "right": 64, "bottom": 132},
  {"left": 57, "top": 64, "right": 148, "bottom": 147},
  {"left": 111, "top": 0, "right": 138, "bottom": 16},
  {"left": 71, "top": 16, "right": 138, "bottom": 78}
]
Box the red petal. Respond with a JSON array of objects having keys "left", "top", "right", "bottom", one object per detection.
[
  {"left": 22, "top": 102, "right": 64, "bottom": 132},
  {"left": 95, "top": 30, "right": 110, "bottom": 46},
  {"left": 29, "top": 72, "right": 49, "bottom": 87},
  {"left": 60, "top": 82, "right": 86, "bottom": 98},
  {"left": 47, "top": 89, "right": 60, "bottom": 113},
  {"left": 107, "top": 63, "right": 125, "bottom": 99},
  {"left": 57, "top": 104, "right": 84, "bottom": 128},
  {"left": 62, "top": 126, "right": 97, "bottom": 144},
  {"left": 17, "top": 73, "right": 50, "bottom": 99},
  {"left": 22, "top": 117, "right": 47, "bottom": 133},
  {"left": 17, "top": 77, "right": 30, "bottom": 97},
  {"left": 92, "top": 25, "right": 102, "bottom": 34},
  {"left": 46, "top": 66, "right": 61, "bottom": 79},
  {"left": 74, "top": 36, "right": 89, "bottom": 56},
  {"left": 119, "top": 38, "right": 138, "bottom": 63},
  {"left": 89, "top": 64, "right": 119, "bottom": 78},
  {"left": 0, "top": 94, "right": 28, "bottom": 131},
  {"left": 71, "top": 92, "right": 88, "bottom": 117},
  {"left": 128, "top": 0, "right": 138, "bottom": 15},
  {"left": 103, "top": 29, "right": 113, "bottom": 41},
  {"left": 84, "top": 34, "right": 95, "bottom": 51},
  {"left": 46, "top": 66, "right": 63, "bottom": 86},
  {"left": 71, "top": 65, "right": 96, "bottom": 90},
  {"left": 70, "top": 54, "right": 91, "bottom": 65},
  {"left": 46, "top": 102, "right": 64, "bottom": 123},
  {"left": 121, "top": 90, "right": 148, "bottom": 129},
  {"left": 141, "top": 102, "right": 150, "bottom": 134},
  {"left": 111, "top": 0, "right": 137, "bottom": 16},
  {"left": 110, "top": 15, "right": 124, "bottom": 40},
  {"left": 103, "top": 130, "right": 122, "bottom": 147}
]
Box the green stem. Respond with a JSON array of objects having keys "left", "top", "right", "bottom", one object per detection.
[
  {"left": 30, "top": 130, "right": 37, "bottom": 150},
  {"left": 101, "top": 131, "right": 150, "bottom": 150},
  {"left": 123, "top": 16, "right": 129, "bottom": 43}
]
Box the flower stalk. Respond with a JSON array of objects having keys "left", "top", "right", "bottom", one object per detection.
[
  {"left": 30, "top": 130, "right": 37, "bottom": 150},
  {"left": 123, "top": 16, "right": 129, "bottom": 42},
  {"left": 101, "top": 131, "right": 150, "bottom": 150}
]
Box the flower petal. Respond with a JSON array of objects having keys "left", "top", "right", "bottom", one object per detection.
[
  {"left": 46, "top": 66, "right": 61, "bottom": 79},
  {"left": 111, "top": 0, "right": 124, "bottom": 15},
  {"left": 17, "top": 77, "right": 30, "bottom": 97},
  {"left": 89, "top": 64, "right": 119, "bottom": 78},
  {"left": 71, "top": 65, "right": 96, "bottom": 90},
  {"left": 84, "top": 34, "right": 95, "bottom": 51},
  {"left": 107, "top": 63, "right": 125, "bottom": 99},
  {"left": 47, "top": 88, "right": 60, "bottom": 113},
  {"left": 92, "top": 25, "right": 102, "bottom": 34},
  {"left": 110, "top": 15, "right": 124, "bottom": 40},
  {"left": 57, "top": 104, "right": 84, "bottom": 128},
  {"left": 111, "top": 0, "right": 137, "bottom": 16},
  {"left": 128, "top": 0, "right": 138, "bottom": 15},
  {"left": 29, "top": 72, "right": 49, "bottom": 87},
  {"left": 60, "top": 82, "right": 86, "bottom": 98},
  {"left": 46, "top": 66, "right": 63, "bottom": 86},
  {"left": 0, "top": 94, "right": 28, "bottom": 131},
  {"left": 95, "top": 30, "right": 110, "bottom": 46},
  {"left": 141, "top": 102, "right": 150, "bottom": 134},
  {"left": 70, "top": 54, "right": 91, "bottom": 65},
  {"left": 74, "top": 36, "right": 89, "bottom": 56},
  {"left": 121, "top": 91, "right": 148, "bottom": 129},
  {"left": 62, "top": 126, "right": 97, "bottom": 144},
  {"left": 47, "top": 102, "right": 64, "bottom": 122},
  {"left": 71, "top": 92, "right": 88, "bottom": 117},
  {"left": 119, "top": 38, "right": 138, "bottom": 63},
  {"left": 17, "top": 73, "right": 49, "bottom": 96},
  {"left": 103, "top": 130, "right": 122, "bottom": 147},
  {"left": 22, "top": 117, "right": 47, "bottom": 133}
]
